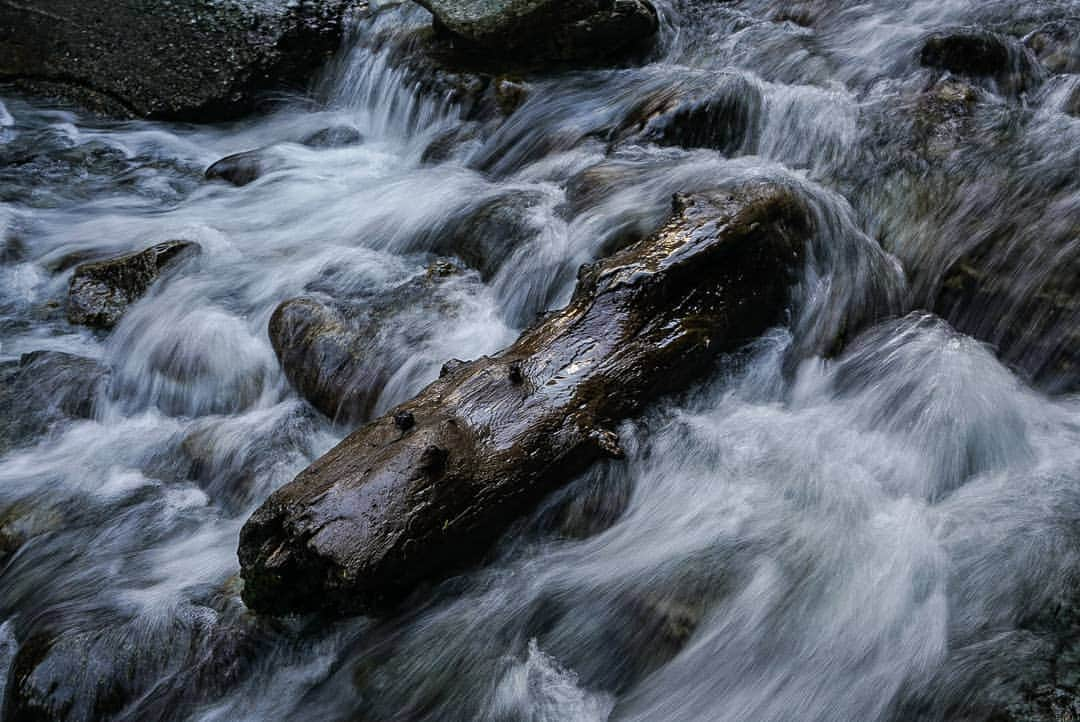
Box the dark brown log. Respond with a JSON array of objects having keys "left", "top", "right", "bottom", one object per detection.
[{"left": 238, "top": 182, "right": 812, "bottom": 616}]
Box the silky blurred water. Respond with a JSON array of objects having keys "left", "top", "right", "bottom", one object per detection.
[{"left": 0, "top": 0, "right": 1078, "bottom": 720}]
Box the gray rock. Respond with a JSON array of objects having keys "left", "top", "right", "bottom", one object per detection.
[
  {"left": 1024, "top": 19, "right": 1080, "bottom": 74},
  {"left": 269, "top": 263, "right": 478, "bottom": 425},
  {"left": 0, "top": 0, "right": 365, "bottom": 121},
  {"left": 614, "top": 73, "right": 763, "bottom": 155},
  {"left": 0, "top": 351, "right": 110, "bottom": 456},
  {"left": 301, "top": 125, "right": 365, "bottom": 148},
  {"left": 424, "top": 189, "right": 548, "bottom": 279},
  {"left": 205, "top": 151, "right": 268, "bottom": 187},
  {"left": 415, "top": 0, "right": 659, "bottom": 62},
  {"left": 67, "top": 241, "right": 200, "bottom": 329}
]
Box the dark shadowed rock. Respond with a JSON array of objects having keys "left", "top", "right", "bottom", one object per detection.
[
  {"left": 67, "top": 241, "right": 200, "bottom": 329},
  {"left": 0, "top": 0, "right": 365, "bottom": 121},
  {"left": 0, "top": 351, "right": 110, "bottom": 456},
  {"left": 614, "top": 73, "right": 762, "bottom": 155},
  {"left": 416, "top": 0, "right": 659, "bottom": 63},
  {"left": 239, "top": 181, "right": 812, "bottom": 616},
  {"left": 269, "top": 264, "right": 478, "bottom": 425},
  {"left": 919, "top": 26, "right": 1043, "bottom": 95},
  {"left": 921, "top": 28, "right": 1013, "bottom": 76}
]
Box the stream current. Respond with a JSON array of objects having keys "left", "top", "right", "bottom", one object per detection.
[{"left": 1, "top": 1, "right": 1079, "bottom": 720}]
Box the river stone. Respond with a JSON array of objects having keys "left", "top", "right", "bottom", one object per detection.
[
  {"left": 239, "top": 181, "right": 812, "bottom": 616},
  {"left": 1024, "top": 20, "right": 1080, "bottom": 75},
  {"left": 0, "top": 0, "right": 364, "bottom": 121},
  {"left": 423, "top": 189, "right": 548, "bottom": 279},
  {"left": 301, "top": 125, "right": 365, "bottom": 149},
  {"left": 205, "top": 151, "right": 267, "bottom": 187},
  {"left": 616, "top": 73, "right": 763, "bottom": 155},
  {"left": 415, "top": 0, "right": 659, "bottom": 62},
  {"left": 67, "top": 241, "right": 200, "bottom": 329},
  {"left": 269, "top": 264, "right": 477, "bottom": 425},
  {"left": 0, "top": 351, "right": 110, "bottom": 457},
  {"left": 2, "top": 595, "right": 262, "bottom": 722},
  {"left": 918, "top": 26, "right": 1043, "bottom": 95}
]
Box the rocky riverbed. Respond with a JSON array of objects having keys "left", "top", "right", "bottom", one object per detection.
[{"left": 0, "top": 0, "right": 1079, "bottom": 720}]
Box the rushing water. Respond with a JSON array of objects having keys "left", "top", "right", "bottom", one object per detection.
[{"left": 1, "top": 0, "right": 1079, "bottom": 720}]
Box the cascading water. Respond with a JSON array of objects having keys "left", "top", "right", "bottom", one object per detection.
[{"left": 0, "top": 0, "right": 1078, "bottom": 720}]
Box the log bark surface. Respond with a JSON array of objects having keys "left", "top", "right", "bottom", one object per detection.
[{"left": 238, "top": 182, "right": 812, "bottom": 615}]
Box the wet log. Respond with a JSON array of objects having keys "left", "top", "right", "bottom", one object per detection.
[{"left": 238, "top": 182, "right": 812, "bottom": 616}]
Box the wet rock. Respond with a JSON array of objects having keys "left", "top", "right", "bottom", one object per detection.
[
  {"left": 179, "top": 406, "right": 320, "bottom": 514},
  {"left": 616, "top": 73, "right": 763, "bottom": 155},
  {"left": 919, "top": 27, "right": 1042, "bottom": 95},
  {"left": 2, "top": 594, "right": 265, "bottom": 722},
  {"left": 912, "top": 79, "right": 980, "bottom": 160},
  {"left": 0, "top": 499, "right": 67, "bottom": 569},
  {"left": 1024, "top": 20, "right": 1080, "bottom": 75},
  {"left": 936, "top": 249, "right": 1079, "bottom": 393},
  {"left": 239, "top": 181, "right": 812, "bottom": 616},
  {"left": 67, "top": 240, "right": 200, "bottom": 329},
  {"left": 425, "top": 189, "right": 548, "bottom": 279},
  {"left": 493, "top": 78, "right": 530, "bottom": 116},
  {"left": 269, "top": 264, "right": 477, "bottom": 425},
  {"left": 0, "top": 0, "right": 364, "bottom": 121},
  {"left": 204, "top": 151, "right": 266, "bottom": 187},
  {"left": 920, "top": 28, "right": 1013, "bottom": 77},
  {"left": 420, "top": 123, "right": 483, "bottom": 164},
  {"left": 0, "top": 351, "right": 110, "bottom": 456},
  {"left": 301, "top": 125, "right": 365, "bottom": 149},
  {"left": 417, "top": 0, "right": 659, "bottom": 63}
]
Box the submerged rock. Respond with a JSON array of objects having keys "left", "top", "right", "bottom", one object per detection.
[
  {"left": 2, "top": 593, "right": 263, "bottom": 722},
  {"left": 615, "top": 73, "right": 763, "bottom": 155},
  {"left": 0, "top": 0, "right": 364, "bottom": 120},
  {"left": 67, "top": 241, "right": 200, "bottom": 329},
  {"left": 424, "top": 189, "right": 548, "bottom": 279},
  {"left": 239, "top": 181, "right": 812, "bottom": 616},
  {"left": 0, "top": 351, "right": 110, "bottom": 456},
  {"left": 416, "top": 0, "right": 659, "bottom": 63},
  {"left": 301, "top": 125, "right": 365, "bottom": 149}
]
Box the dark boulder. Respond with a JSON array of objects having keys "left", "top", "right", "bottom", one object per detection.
[
  {"left": 239, "top": 181, "right": 812, "bottom": 616},
  {"left": 269, "top": 263, "right": 480, "bottom": 425},
  {"left": 0, "top": 0, "right": 364, "bottom": 121},
  {"left": 0, "top": 351, "right": 110, "bottom": 456},
  {"left": 67, "top": 240, "right": 200, "bottom": 329},
  {"left": 614, "top": 73, "right": 762, "bottom": 155},
  {"left": 415, "top": 0, "right": 659, "bottom": 63},
  {"left": 920, "top": 28, "right": 1013, "bottom": 76}
]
